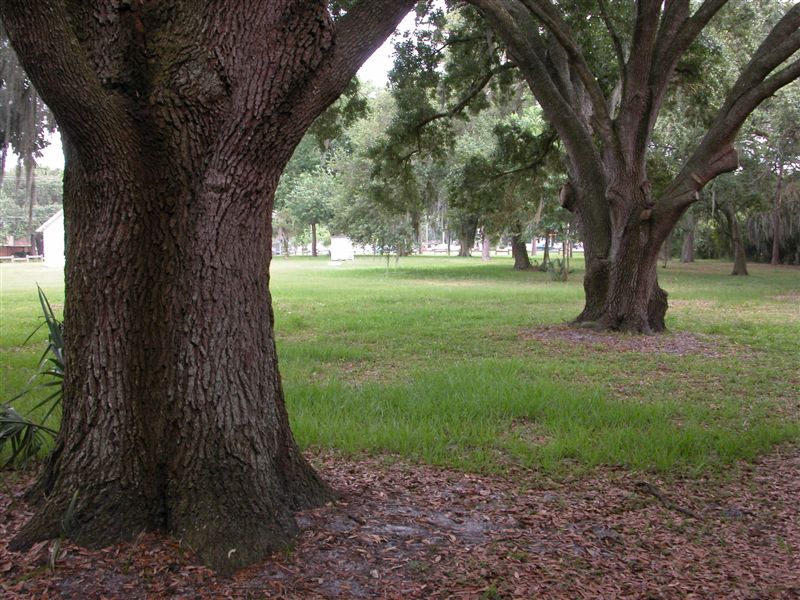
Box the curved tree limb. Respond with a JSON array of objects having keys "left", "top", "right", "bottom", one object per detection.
[
  {"left": 654, "top": 0, "right": 730, "bottom": 83},
  {"left": 468, "top": 0, "right": 601, "bottom": 171},
  {"left": 296, "top": 0, "right": 417, "bottom": 125},
  {"left": 416, "top": 63, "right": 516, "bottom": 131},
  {"left": 659, "top": 6, "right": 800, "bottom": 216},
  {"left": 0, "top": 0, "right": 133, "bottom": 162},
  {"left": 489, "top": 126, "right": 558, "bottom": 181},
  {"left": 394, "top": 62, "right": 516, "bottom": 164},
  {"left": 517, "top": 0, "right": 614, "bottom": 145}
]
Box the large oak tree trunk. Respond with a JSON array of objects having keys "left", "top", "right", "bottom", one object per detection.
[
  {"left": 15, "top": 147, "right": 331, "bottom": 573},
  {"left": 2, "top": 0, "right": 414, "bottom": 575},
  {"left": 570, "top": 173, "right": 669, "bottom": 333}
]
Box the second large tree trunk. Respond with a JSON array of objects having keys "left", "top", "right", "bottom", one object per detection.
[{"left": 571, "top": 174, "right": 669, "bottom": 333}]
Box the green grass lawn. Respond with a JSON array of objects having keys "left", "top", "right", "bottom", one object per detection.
[{"left": 2, "top": 256, "right": 798, "bottom": 476}]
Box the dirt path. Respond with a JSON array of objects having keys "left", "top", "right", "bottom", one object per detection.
[{"left": 2, "top": 446, "right": 799, "bottom": 599}]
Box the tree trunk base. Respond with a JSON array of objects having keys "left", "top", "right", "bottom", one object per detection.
[
  {"left": 574, "top": 264, "right": 668, "bottom": 334},
  {"left": 10, "top": 446, "right": 332, "bottom": 576}
]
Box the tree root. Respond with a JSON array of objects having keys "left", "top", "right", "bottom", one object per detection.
[{"left": 634, "top": 481, "right": 702, "bottom": 520}]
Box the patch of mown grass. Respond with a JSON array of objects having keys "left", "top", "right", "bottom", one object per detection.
[
  {"left": 2, "top": 257, "right": 798, "bottom": 475},
  {"left": 288, "top": 359, "right": 797, "bottom": 474}
]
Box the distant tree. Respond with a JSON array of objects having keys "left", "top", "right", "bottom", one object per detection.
[
  {"left": 460, "top": 0, "right": 800, "bottom": 331},
  {"left": 285, "top": 168, "right": 337, "bottom": 256},
  {"left": 743, "top": 85, "right": 800, "bottom": 264}
]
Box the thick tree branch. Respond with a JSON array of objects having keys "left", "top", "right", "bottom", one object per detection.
[
  {"left": 298, "top": 0, "right": 416, "bottom": 121},
  {"left": 656, "top": 4, "right": 800, "bottom": 225},
  {"left": 613, "top": 1, "right": 664, "bottom": 164},
  {"left": 517, "top": 0, "right": 614, "bottom": 144},
  {"left": 0, "top": 0, "right": 131, "bottom": 161},
  {"left": 468, "top": 0, "right": 600, "bottom": 164},
  {"left": 653, "top": 0, "right": 729, "bottom": 90},
  {"left": 623, "top": 0, "right": 661, "bottom": 92},
  {"left": 653, "top": 0, "right": 690, "bottom": 65}
]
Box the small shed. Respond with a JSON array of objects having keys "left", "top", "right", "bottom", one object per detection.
[
  {"left": 36, "top": 209, "right": 65, "bottom": 268},
  {"left": 330, "top": 236, "right": 355, "bottom": 261}
]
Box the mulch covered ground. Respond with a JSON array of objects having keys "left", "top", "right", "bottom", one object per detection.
[
  {"left": 519, "top": 325, "right": 734, "bottom": 357},
  {"left": 2, "top": 446, "right": 799, "bottom": 599}
]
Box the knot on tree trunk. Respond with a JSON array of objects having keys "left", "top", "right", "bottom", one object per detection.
[{"left": 559, "top": 182, "right": 576, "bottom": 212}]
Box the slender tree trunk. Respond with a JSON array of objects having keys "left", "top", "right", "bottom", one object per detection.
[
  {"left": 279, "top": 227, "right": 290, "bottom": 259},
  {"left": 511, "top": 231, "right": 532, "bottom": 270},
  {"left": 530, "top": 198, "right": 544, "bottom": 256},
  {"left": 481, "top": 227, "right": 490, "bottom": 261},
  {"left": 311, "top": 222, "right": 318, "bottom": 257},
  {"left": 723, "top": 204, "right": 749, "bottom": 276},
  {"left": 772, "top": 160, "right": 783, "bottom": 265},
  {"left": 538, "top": 233, "right": 551, "bottom": 271},
  {"left": 681, "top": 212, "right": 695, "bottom": 263},
  {"left": 25, "top": 160, "right": 36, "bottom": 254},
  {"left": 411, "top": 211, "right": 422, "bottom": 254},
  {"left": 0, "top": 146, "right": 7, "bottom": 191}
]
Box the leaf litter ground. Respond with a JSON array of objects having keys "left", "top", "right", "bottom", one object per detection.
[{"left": 2, "top": 444, "right": 799, "bottom": 599}]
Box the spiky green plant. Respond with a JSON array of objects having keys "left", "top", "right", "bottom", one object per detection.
[{"left": 0, "top": 285, "right": 63, "bottom": 468}]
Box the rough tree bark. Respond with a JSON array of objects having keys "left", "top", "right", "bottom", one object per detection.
[
  {"left": 1, "top": 0, "right": 414, "bottom": 575},
  {"left": 469, "top": 0, "right": 800, "bottom": 332}
]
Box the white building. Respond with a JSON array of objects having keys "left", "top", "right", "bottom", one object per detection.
[
  {"left": 36, "top": 209, "right": 65, "bottom": 268},
  {"left": 330, "top": 236, "right": 355, "bottom": 261}
]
